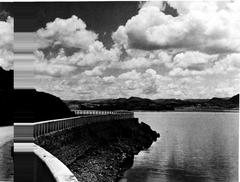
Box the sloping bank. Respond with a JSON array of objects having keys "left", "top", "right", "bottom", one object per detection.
[{"left": 35, "top": 118, "right": 159, "bottom": 182}]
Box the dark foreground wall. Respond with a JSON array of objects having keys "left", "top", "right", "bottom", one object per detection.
[
  {"left": 36, "top": 118, "right": 159, "bottom": 182},
  {"left": 14, "top": 152, "right": 55, "bottom": 182}
]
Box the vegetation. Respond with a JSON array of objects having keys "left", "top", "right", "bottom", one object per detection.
[
  {"left": 0, "top": 68, "right": 13, "bottom": 126},
  {"left": 65, "top": 94, "right": 239, "bottom": 112},
  {"left": 14, "top": 89, "right": 75, "bottom": 123}
]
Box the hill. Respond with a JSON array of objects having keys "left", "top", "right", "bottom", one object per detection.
[
  {"left": 65, "top": 94, "right": 239, "bottom": 112},
  {"left": 14, "top": 89, "right": 75, "bottom": 123},
  {"left": 0, "top": 68, "right": 13, "bottom": 126},
  {"left": 207, "top": 94, "right": 239, "bottom": 108},
  {"left": 228, "top": 94, "right": 239, "bottom": 105}
]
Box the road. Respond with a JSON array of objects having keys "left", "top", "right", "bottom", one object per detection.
[{"left": 0, "top": 126, "right": 13, "bottom": 181}]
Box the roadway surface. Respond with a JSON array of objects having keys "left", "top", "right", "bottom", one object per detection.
[{"left": 0, "top": 126, "right": 13, "bottom": 181}]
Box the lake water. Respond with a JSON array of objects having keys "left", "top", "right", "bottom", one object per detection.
[
  {"left": 0, "top": 126, "right": 13, "bottom": 181},
  {"left": 120, "top": 112, "right": 238, "bottom": 182}
]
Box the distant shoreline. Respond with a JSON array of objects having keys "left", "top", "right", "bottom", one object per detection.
[
  {"left": 65, "top": 94, "right": 239, "bottom": 114},
  {"left": 132, "top": 109, "right": 239, "bottom": 113}
]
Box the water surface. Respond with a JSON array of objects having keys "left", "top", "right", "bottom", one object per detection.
[{"left": 120, "top": 112, "right": 238, "bottom": 182}]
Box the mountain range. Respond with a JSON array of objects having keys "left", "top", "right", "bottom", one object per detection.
[{"left": 65, "top": 94, "right": 239, "bottom": 112}]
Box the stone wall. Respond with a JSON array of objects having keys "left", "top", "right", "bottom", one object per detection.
[{"left": 35, "top": 118, "right": 159, "bottom": 182}]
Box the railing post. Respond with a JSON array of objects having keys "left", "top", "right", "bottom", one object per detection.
[{"left": 27, "top": 110, "right": 134, "bottom": 142}]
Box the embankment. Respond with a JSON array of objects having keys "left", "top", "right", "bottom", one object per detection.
[
  {"left": 0, "top": 140, "right": 13, "bottom": 181},
  {"left": 35, "top": 118, "right": 159, "bottom": 182}
]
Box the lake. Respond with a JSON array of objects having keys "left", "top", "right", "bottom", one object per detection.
[{"left": 119, "top": 112, "right": 238, "bottom": 182}]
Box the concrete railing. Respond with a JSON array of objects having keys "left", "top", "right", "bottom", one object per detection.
[
  {"left": 72, "top": 109, "right": 134, "bottom": 116},
  {"left": 15, "top": 143, "right": 78, "bottom": 182},
  {"left": 34, "top": 144, "right": 78, "bottom": 182},
  {"left": 15, "top": 110, "right": 134, "bottom": 142},
  {"left": 72, "top": 110, "right": 114, "bottom": 115}
]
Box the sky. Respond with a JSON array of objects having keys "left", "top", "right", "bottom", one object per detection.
[{"left": 1, "top": 1, "right": 240, "bottom": 100}]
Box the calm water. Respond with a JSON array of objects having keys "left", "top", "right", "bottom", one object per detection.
[
  {"left": 120, "top": 112, "right": 238, "bottom": 182},
  {"left": 0, "top": 126, "right": 13, "bottom": 181}
]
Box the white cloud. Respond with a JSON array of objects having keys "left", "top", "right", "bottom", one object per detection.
[
  {"left": 36, "top": 65, "right": 239, "bottom": 100},
  {"left": 169, "top": 52, "right": 240, "bottom": 76},
  {"left": 116, "top": 69, "right": 167, "bottom": 95},
  {"left": 0, "top": 49, "right": 13, "bottom": 71},
  {"left": 35, "top": 42, "right": 121, "bottom": 76},
  {"left": 103, "top": 76, "right": 115, "bottom": 83},
  {"left": 112, "top": 57, "right": 152, "bottom": 69},
  {"left": 35, "top": 16, "right": 121, "bottom": 76},
  {"left": 0, "top": 16, "right": 13, "bottom": 49},
  {"left": 108, "top": 49, "right": 173, "bottom": 70},
  {"left": 172, "top": 51, "right": 217, "bottom": 70},
  {"left": 118, "top": 69, "right": 140, "bottom": 80},
  {"left": 34, "top": 3, "right": 240, "bottom": 99},
  {"left": 112, "top": 1, "right": 240, "bottom": 54},
  {"left": 210, "top": 53, "right": 240, "bottom": 74},
  {"left": 34, "top": 61, "right": 77, "bottom": 77},
  {"left": 37, "top": 15, "right": 98, "bottom": 50},
  {"left": 84, "top": 65, "right": 106, "bottom": 76},
  {"left": 0, "top": 16, "right": 13, "bottom": 70}
]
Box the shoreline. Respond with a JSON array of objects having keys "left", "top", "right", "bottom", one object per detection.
[
  {"left": 0, "top": 140, "right": 13, "bottom": 181},
  {"left": 132, "top": 109, "right": 239, "bottom": 113}
]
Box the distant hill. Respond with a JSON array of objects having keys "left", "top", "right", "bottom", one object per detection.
[
  {"left": 0, "top": 68, "right": 13, "bottom": 126},
  {"left": 229, "top": 94, "right": 239, "bottom": 105},
  {"left": 65, "top": 94, "right": 239, "bottom": 112},
  {"left": 0, "top": 67, "right": 13, "bottom": 91},
  {"left": 14, "top": 89, "right": 75, "bottom": 123},
  {"left": 207, "top": 94, "right": 239, "bottom": 108}
]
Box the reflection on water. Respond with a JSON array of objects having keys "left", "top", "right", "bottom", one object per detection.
[{"left": 120, "top": 112, "right": 238, "bottom": 182}]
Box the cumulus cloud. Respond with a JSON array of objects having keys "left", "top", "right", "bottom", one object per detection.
[
  {"left": 209, "top": 53, "right": 240, "bottom": 74},
  {"left": 34, "top": 62, "right": 77, "bottom": 77},
  {"left": 35, "top": 42, "right": 121, "bottom": 76},
  {"left": 84, "top": 65, "right": 106, "bottom": 76},
  {"left": 0, "top": 16, "right": 13, "bottom": 49},
  {"left": 116, "top": 69, "right": 166, "bottom": 95},
  {"left": 112, "top": 57, "right": 152, "bottom": 69},
  {"left": 0, "top": 49, "right": 13, "bottom": 70},
  {"left": 112, "top": 1, "right": 240, "bottom": 54},
  {"left": 35, "top": 16, "right": 121, "bottom": 76},
  {"left": 36, "top": 64, "right": 239, "bottom": 100},
  {"left": 0, "top": 16, "right": 13, "bottom": 70},
  {"left": 169, "top": 53, "right": 240, "bottom": 76},
  {"left": 37, "top": 15, "right": 98, "bottom": 50},
  {"left": 34, "top": 2, "right": 240, "bottom": 99},
  {"left": 173, "top": 52, "right": 216, "bottom": 69},
  {"left": 108, "top": 49, "right": 173, "bottom": 70},
  {"left": 36, "top": 68, "right": 167, "bottom": 99}
]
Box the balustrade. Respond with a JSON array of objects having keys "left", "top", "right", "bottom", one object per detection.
[
  {"left": 15, "top": 110, "right": 133, "bottom": 181},
  {"left": 24, "top": 110, "right": 134, "bottom": 139}
]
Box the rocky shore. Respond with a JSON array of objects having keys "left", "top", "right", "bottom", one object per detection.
[
  {"left": 36, "top": 118, "right": 159, "bottom": 182},
  {"left": 0, "top": 140, "right": 13, "bottom": 181}
]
